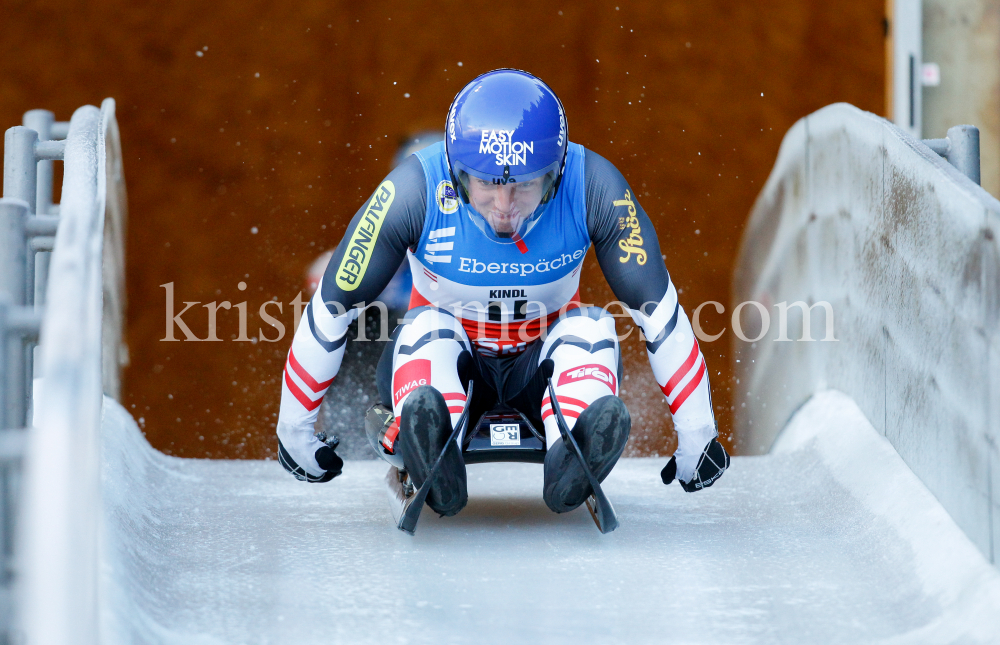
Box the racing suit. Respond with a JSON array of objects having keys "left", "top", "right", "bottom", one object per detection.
[{"left": 277, "top": 141, "right": 718, "bottom": 484}]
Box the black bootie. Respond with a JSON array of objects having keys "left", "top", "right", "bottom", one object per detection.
[
  {"left": 543, "top": 395, "right": 631, "bottom": 513},
  {"left": 398, "top": 385, "right": 468, "bottom": 517}
]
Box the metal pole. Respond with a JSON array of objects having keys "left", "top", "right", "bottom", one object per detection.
[
  {"left": 946, "top": 125, "right": 981, "bottom": 185},
  {"left": 28, "top": 238, "right": 54, "bottom": 253},
  {"left": 889, "top": 0, "right": 922, "bottom": 138},
  {"left": 30, "top": 135, "right": 63, "bottom": 310},
  {"left": 0, "top": 201, "right": 28, "bottom": 430},
  {"left": 0, "top": 297, "right": 41, "bottom": 432},
  {"left": 923, "top": 125, "right": 982, "bottom": 185},
  {"left": 49, "top": 121, "right": 69, "bottom": 140},
  {"left": 22, "top": 110, "right": 54, "bottom": 216},
  {"left": 0, "top": 298, "right": 7, "bottom": 429},
  {"left": 22, "top": 116, "right": 62, "bottom": 310},
  {"left": 24, "top": 216, "right": 58, "bottom": 237},
  {"left": 0, "top": 199, "right": 27, "bottom": 307},
  {"left": 3, "top": 127, "right": 38, "bottom": 214}
]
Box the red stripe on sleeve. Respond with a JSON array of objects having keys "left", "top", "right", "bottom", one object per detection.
[
  {"left": 661, "top": 340, "right": 700, "bottom": 398},
  {"left": 442, "top": 392, "right": 468, "bottom": 402},
  {"left": 669, "top": 359, "right": 707, "bottom": 414},
  {"left": 288, "top": 348, "right": 335, "bottom": 393},
  {"left": 284, "top": 367, "right": 324, "bottom": 412}
]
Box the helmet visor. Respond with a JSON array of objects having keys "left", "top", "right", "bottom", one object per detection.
[{"left": 458, "top": 170, "right": 556, "bottom": 239}]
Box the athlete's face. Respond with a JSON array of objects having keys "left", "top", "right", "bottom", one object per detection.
[{"left": 466, "top": 177, "right": 544, "bottom": 237}]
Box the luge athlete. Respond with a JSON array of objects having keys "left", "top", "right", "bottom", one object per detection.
[{"left": 275, "top": 69, "right": 729, "bottom": 516}]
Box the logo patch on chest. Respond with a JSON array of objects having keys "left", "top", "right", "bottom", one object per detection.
[{"left": 436, "top": 180, "right": 459, "bottom": 214}]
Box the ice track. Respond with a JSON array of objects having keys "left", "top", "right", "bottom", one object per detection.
[{"left": 101, "top": 390, "right": 1000, "bottom": 645}]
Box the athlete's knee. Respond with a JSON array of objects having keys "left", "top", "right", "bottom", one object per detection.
[
  {"left": 545, "top": 306, "right": 617, "bottom": 343},
  {"left": 390, "top": 307, "right": 471, "bottom": 416},
  {"left": 539, "top": 307, "right": 622, "bottom": 441},
  {"left": 400, "top": 305, "right": 459, "bottom": 327},
  {"left": 541, "top": 306, "right": 619, "bottom": 366},
  {"left": 396, "top": 306, "right": 471, "bottom": 348}
]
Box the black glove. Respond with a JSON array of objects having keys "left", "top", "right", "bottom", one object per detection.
[
  {"left": 661, "top": 438, "right": 729, "bottom": 492},
  {"left": 278, "top": 433, "right": 343, "bottom": 483}
]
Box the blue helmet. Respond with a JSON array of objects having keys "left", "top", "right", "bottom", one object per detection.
[{"left": 445, "top": 69, "right": 568, "bottom": 238}]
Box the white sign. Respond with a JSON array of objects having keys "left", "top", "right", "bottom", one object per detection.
[
  {"left": 921, "top": 62, "right": 940, "bottom": 87},
  {"left": 490, "top": 423, "right": 520, "bottom": 446}
]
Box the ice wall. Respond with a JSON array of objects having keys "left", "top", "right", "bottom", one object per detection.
[{"left": 733, "top": 103, "right": 1000, "bottom": 564}]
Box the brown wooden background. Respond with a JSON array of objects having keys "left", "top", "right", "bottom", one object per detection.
[{"left": 1, "top": 0, "right": 885, "bottom": 459}]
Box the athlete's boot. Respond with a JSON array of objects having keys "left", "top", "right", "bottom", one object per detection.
[
  {"left": 543, "top": 395, "right": 631, "bottom": 513},
  {"left": 398, "top": 385, "right": 468, "bottom": 517}
]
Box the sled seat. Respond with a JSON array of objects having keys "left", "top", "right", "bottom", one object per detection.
[{"left": 461, "top": 406, "right": 546, "bottom": 464}]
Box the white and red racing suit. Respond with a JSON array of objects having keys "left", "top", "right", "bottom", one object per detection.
[{"left": 277, "top": 141, "right": 718, "bottom": 482}]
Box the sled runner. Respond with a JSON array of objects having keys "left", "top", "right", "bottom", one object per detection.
[
  {"left": 365, "top": 380, "right": 619, "bottom": 535},
  {"left": 375, "top": 382, "right": 474, "bottom": 535},
  {"left": 544, "top": 377, "right": 619, "bottom": 534}
]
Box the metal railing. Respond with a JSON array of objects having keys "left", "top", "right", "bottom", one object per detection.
[
  {"left": 0, "top": 109, "right": 68, "bottom": 644},
  {"left": 923, "top": 124, "right": 981, "bottom": 185},
  {"left": 0, "top": 99, "right": 126, "bottom": 645}
]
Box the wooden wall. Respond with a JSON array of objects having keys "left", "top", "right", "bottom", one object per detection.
[{"left": 0, "top": 0, "right": 885, "bottom": 458}]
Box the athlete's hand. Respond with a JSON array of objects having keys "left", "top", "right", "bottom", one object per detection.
[
  {"left": 277, "top": 432, "right": 343, "bottom": 483},
  {"left": 660, "top": 438, "right": 729, "bottom": 492}
]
